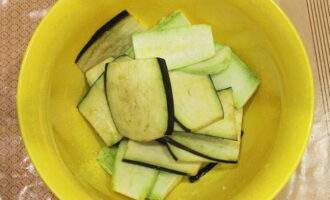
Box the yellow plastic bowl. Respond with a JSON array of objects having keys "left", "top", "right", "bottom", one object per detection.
[{"left": 18, "top": 0, "right": 314, "bottom": 199}]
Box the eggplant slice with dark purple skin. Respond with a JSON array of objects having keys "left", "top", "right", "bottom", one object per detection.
[
  {"left": 189, "top": 163, "right": 218, "bottom": 183},
  {"left": 169, "top": 71, "right": 224, "bottom": 131},
  {"left": 105, "top": 58, "right": 174, "bottom": 141},
  {"left": 166, "top": 132, "right": 239, "bottom": 163},
  {"left": 76, "top": 10, "right": 145, "bottom": 72}
]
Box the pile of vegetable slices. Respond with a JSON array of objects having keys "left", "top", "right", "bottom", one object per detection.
[{"left": 76, "top": 10, "right": 260, "bottom": 200}]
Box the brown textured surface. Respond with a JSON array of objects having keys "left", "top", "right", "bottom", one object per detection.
[
  {"left": 0, "top": 0, "right": 57, "bottom": 199},
  {"left": 0, "top": 0, "right": 329, "bottom": 199}
]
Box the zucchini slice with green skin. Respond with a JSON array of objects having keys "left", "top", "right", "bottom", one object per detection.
[
  {"left": 113, "top": 140, "right": 158, "bottom": 200},
  {"left": 166, "top": 132, "right": 239, "bottom": 163},
  {"left": 169, "top": 71, "right": 223, "bottom": 131},
  {"left": 132, "top": 25, "right": 215, "bottom": 70},
  {"left": 150, "top": 10, "right": 191, "bottom": 31},
  {"left": 106, "top": 58, "right": 174, "bottom": 141},
  {"left": 123, "top": 140, "right": 202, "bottom": 176},
  {"left": 148, "top": 172, "right": 182, "bottom": 200},
  {"left": 98, "top": 145, "right": 183, "bottom": 200},
  {"left": 97, "top": 145, "right": 118, "bottom": 175},
  {"left": 114, "top": 55, "right": 132, "bottom": 62},
  {"left": 78, "top": 73, "right": 122, "bottom": 146},
  {"left": 211, "top": 54, "right": 260, "bottom": 108},
  {"left": 180, "top": 43, "right": 232, "bottom": 75},
  {"left": 76, "top": 10, "right": 145, "bottom": 72},
  {"left": 125, "top": 10, "right": 191, "bottom": 58},
  {"left": 125, "top": 48, "right": 135, "bottom": 58},
  {"left": 167, "top": 143, "right": 213, "bottom": 163},
  {"left": 194, "top": 89, "right": 238, "bottom": 140},
  {"left": 85, "top": 57, "right": 114, "bottom": 86}
]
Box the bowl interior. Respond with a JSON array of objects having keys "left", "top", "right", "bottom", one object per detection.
[{"left": 18, "top": 0, "right": 314, "bottom": 199}]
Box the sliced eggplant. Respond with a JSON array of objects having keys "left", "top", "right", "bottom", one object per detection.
[
  {"left": 235, "top": 108, "right": 244, "bottom": 159},
  {"left": 132, "top": 25, "right": 215, "bottom": 70},
  {"left": 123, "top": 140, "right": 202, "bottom": 176},
  {"left": 166, "top": 132, "right": 239, "bottom": 163},
  {"left": 173, "top": 121, "right": 184, "bottom": 132},
  {"left": 85, "top": 57, "right": 114, "bottom": 86},
  {"left": 194, "top": 89, "right": 238, "bottom": 140},
  {"left": 167, "top": 143, "right": 213, "bottom": 163},
  {"left": 170, "top": 71, "right": 223, "bottom": 131},
  {"left": 76, "top": 10, "right": 145, "bottom": 72},
  {"left": 235, "top": 108, "right": 243, "bottom": 141},
  {"left": 106, "top": 58, "right": 174, "bottom": 141},
  {"left": 85, "top": 56, "right": 131, "bottom": 86},
  {"left": 78, "top": 73, "right": 122, "bottom": 146},
  {"left": 189, "top": 163, "right": 217, "bottom": 183},
  {"left": 113, "top": 140, "right": 158, "bottom": 199}
]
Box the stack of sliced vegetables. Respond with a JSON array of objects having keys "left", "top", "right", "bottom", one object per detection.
[{"left": 76, "top": 10, "right": 260, "bottom": 200}]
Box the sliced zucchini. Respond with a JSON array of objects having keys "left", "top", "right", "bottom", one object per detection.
[
  {"left": 97, "top": 145, "right": 118, "bottom": 175},
  {"left": 211, "top": 54, "right": 260, "bottom": 108},
  {"left": 76, "top": 10, "right": 145, "bottom": 72},
  {"left": 170, "top": 71, "right": 223, "bottom": 131},
  {"left": 78, "top": 74, "right": 122, "bottom": 146},
  {"left": 180, "top": 43, "right": 232, "bottom": 75},
  {"left": 125, "top": 10, "right": 191, "bottom": 58},
  {"left": 125, "top": 47, "right": 135, "bottom": 58},
  {"left": 123, "top": 140, "right": 202, "bottom": 176},
  {"left": 167, "top": 143, "right": 213, "bottom": 163},
  {"left": 148, "top": 172, "right": 182, "bottom": 200},
  {"left": 194, "top": 89, "right": 238, "bottom": 140},
  {"left": 106, "top": 58, "right": 174, "bottom": 141},
  {"left": 189, "top": 163, "right": 217, "bottom": 183},
  {"left": 113, "top": 140, "right": 158, "bottom": 200},
  {"left": 85, "top": 57, "right": 114, "bottom": 86},
  {"left": 150, "top": 10, "right": 191, "bottom": 31},
  {"left": 166, "top": 132, "right": 239, "bottom": 163},
  {"left": 132, "top": 25, "right": 215, "bottom": 70}
]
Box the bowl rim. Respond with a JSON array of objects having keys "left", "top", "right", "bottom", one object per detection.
[{"left": 17, "top": 0, "right": 315, "bottom": 199}]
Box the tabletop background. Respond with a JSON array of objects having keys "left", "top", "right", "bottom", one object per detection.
[{"left": 0, "top": 0, "right": 329, "bottom": 199}]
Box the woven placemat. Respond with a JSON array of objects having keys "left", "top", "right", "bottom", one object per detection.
[{"left": 0, "top": 0, "right": 329, "bottom": 199}]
